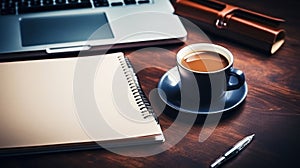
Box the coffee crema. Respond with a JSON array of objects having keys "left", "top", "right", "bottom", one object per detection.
[{"left": 181, "top": 51, "right": 229, "bottom": 72}]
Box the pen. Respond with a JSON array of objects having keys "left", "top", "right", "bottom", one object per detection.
[{"left": 210, "top": 134, "right": 255, "bottom": 168}]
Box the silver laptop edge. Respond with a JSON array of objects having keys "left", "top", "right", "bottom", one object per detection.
[{"left": 0, "top": 0, "right": 187, "bottom": 55}]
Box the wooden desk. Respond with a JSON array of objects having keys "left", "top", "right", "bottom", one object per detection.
[{"left": 0, "top": 0, "right": 299, "bottom": 167}]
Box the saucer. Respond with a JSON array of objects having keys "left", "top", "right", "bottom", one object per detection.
[{"left": 157, "top": 67, "right": 248, "bottom": 114}]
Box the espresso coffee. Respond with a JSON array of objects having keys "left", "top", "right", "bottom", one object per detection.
[{"left": 181, "top": 51, "right": 229, "bottom": 72}]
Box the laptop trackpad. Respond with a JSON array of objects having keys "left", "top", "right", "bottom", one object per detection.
[{"left": 19, "top": 13, "right": 114, "bottom": 47}]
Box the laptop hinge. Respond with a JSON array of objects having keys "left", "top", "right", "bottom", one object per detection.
[{"left": 46, "top": 45, "right": 91, "bottom": 54}]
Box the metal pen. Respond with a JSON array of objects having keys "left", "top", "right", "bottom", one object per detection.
[{"left": 210, "top": 134, "right": 255, "bottom": 168}]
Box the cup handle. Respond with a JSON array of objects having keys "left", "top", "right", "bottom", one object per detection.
[{"left": 227, "top": 67, "right": 245, "bottom": 90}]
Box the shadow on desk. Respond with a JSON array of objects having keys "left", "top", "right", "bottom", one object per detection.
[{"left": 150, "top": 87, "right": 246, "bottom": 126}]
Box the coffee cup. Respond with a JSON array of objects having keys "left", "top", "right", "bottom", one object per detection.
[{"left": 176, "top": 43, "right": 245, "bottom": 110}]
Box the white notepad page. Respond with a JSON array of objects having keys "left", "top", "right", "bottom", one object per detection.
[{"left": 0, "top": 52, "right": 164, "bottom": 151}]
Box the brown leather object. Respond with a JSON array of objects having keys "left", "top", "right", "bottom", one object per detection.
[{"left": 175, "top": 0, "right": 285, "bottom": 54}]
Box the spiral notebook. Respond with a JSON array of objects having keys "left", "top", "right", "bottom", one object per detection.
[{"left": 0, "top": 52, "right": 164, "bottom": 156}]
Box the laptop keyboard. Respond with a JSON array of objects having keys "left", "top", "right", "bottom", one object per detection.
[{"left": 0, "top": 0, "right": 150, "bottom": 15}]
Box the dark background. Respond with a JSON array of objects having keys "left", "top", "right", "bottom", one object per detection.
[{"left": 1, "top": 0, "right": 299, "bottom": 167}]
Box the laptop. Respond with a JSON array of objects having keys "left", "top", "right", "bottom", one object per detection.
[{"left": 0, "top": 0, "right": 187, "bottom": 55}]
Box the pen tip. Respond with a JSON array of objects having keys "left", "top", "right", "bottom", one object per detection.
[{"left": 250, "top": 134, "right": 255, "bottom": 138}]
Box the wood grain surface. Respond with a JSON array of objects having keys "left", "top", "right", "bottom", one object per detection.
[{"left": 0, "top": 0, "right": 299, "bottom": 167}]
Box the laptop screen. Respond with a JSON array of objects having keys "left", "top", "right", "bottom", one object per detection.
[{"left": 20, "top": 13, "right": 114, "bottom": 46}]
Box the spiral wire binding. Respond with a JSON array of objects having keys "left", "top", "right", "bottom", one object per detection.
[{"left": 117, "top": 55, "right": 158, "bottom": 123}]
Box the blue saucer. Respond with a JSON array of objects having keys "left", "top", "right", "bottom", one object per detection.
[{"left": 157, "top": 67, "right": 248, "bottom": 114}]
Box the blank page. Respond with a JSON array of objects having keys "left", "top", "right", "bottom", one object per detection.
[{"left": 0, "top": 53, "right": 163, "bottom": 149}]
